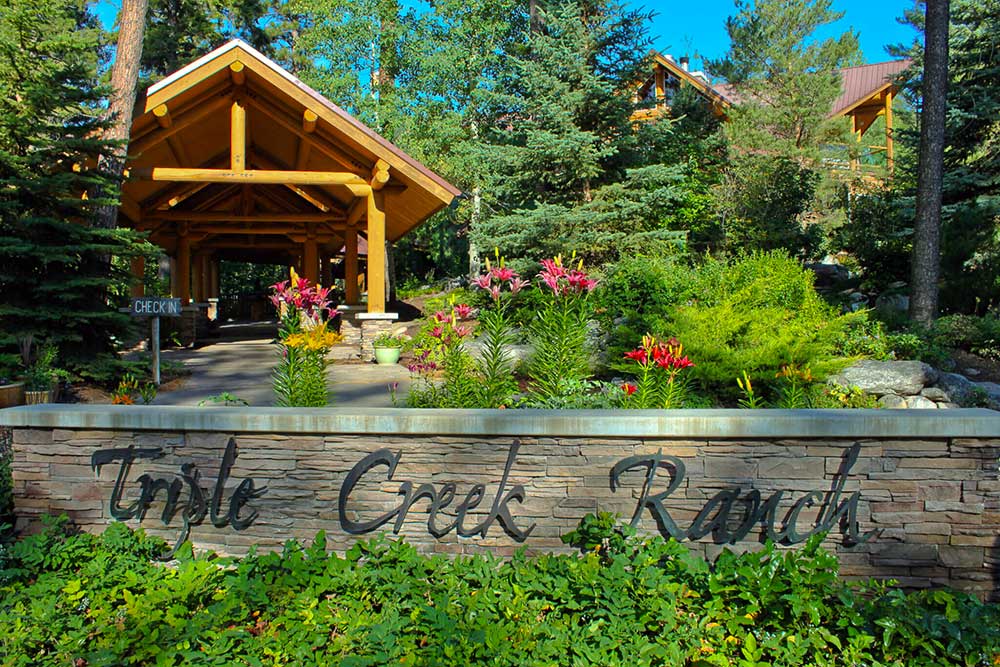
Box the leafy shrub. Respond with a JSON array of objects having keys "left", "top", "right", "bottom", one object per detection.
[
  {"left": 1, "top": 518, "right": 998, "bottom": 666},
  {"left": 665, "top": 252, "right": 855, "bottom": 398},
  {"left": 834, "top": 314, "right": 893, "bottom": 359}
]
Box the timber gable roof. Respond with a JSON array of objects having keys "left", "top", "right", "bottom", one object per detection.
[{"left": 124, "top": 39, "right": 460, "bottom": 244}]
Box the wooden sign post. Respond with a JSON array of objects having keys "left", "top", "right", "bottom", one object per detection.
[{"left": 129, "top": 297, "right": 182, "bottom": 385}]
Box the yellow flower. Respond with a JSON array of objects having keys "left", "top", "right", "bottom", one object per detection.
[{"left": 284, "top": 322, "right": 343, "bottom": 352}]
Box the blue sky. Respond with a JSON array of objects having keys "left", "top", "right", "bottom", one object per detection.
[
  {"left": 646, "top": 0, "right": 920, "bottom": 71},
  {"left": 95, "top": 0, "right": 920, "bottom": 73}
]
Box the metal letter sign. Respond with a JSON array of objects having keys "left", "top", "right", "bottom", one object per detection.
[
  {"left": 128, "top": 297, "right": 182, "bottom": 385},
  {"left": 130, "top": 297, "right": 182, "bottom": 317}
]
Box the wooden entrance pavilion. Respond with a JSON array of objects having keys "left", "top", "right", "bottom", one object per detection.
[{"left": 120, "top": 39, "right": 459, "bottom": 343}]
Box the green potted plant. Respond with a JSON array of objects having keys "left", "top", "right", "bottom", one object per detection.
[
  {"left": 23, "top": 344, "right": 57, "bottom": 405},
  {"left": 372, "top": 331, "right": 408, "bottom": 365}
]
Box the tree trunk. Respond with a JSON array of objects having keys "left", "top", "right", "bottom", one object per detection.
[
  {"left": 909, "top": 0, "right": 949, "bottom": 326},
  {"left": 96, "top": 0, "right": 150, "bottom": 230}
]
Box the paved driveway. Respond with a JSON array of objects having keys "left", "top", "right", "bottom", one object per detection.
[{"left": 153, "top": 323, "right": 409, "bottom": 407}]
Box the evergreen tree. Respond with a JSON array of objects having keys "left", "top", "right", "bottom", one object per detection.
[
  {"left": 0, "top": 0, "right": 147, "bottom": 374},
  {"left": 472, "top": 0, "right": 692, "bottom": 265},
  {"left": 893, "top": 0, "right": 999, "bottom": 313},
  {"left": 142, "top": 0, "right": 273, "bottom": 81},
  {"left": 709, "top": 0, "right": 862, "bottom": 160},
  {"left": 708, "top": 0, "right": 862, "bottom": 257}
]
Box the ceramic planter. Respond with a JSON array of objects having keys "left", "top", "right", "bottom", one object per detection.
[{"left": 374, "top": 347, "right": 402, "bottom": 365}]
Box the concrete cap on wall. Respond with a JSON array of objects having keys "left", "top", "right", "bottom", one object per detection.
[{"left": 1, "top": 405, "right": 999, "bottom": 438}]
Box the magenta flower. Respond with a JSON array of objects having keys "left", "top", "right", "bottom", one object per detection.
[
  {"left": 509, "top": 277, "right": 529, "bottom": 294},
  {"left": 453, "top": 304, "right": 473, "bottom": 319}
]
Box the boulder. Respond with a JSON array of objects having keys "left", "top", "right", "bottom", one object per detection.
[
  {"left": 919, "top": 386, "right": 949, "bottom": 402},
  {"left": 463, "top": 338, "right": 534, "bottom": 366},
  {"left": 936, "top": 372, "right": 976, "bottom": 405},
  {"left": 877, "top": 394, "right": 908, "bottom": 409},
  {"left": 973, "top": 382, "right": 1000, "bottom": 410},
  {"left": 830, "top": 360, "right": 938, "bottom": 396},
  {"left": 906, "top": 395, "right": 938, "bottom": 409}
]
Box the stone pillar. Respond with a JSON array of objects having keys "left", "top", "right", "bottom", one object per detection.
[{"left": 357, "top": 312, "right": 399, "bottom": 362}]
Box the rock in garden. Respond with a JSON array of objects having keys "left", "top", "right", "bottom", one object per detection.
[
  {"left": 905, "top": 395, "right": 938, "bottom": 409},
  {"left": 830, "top": 360, "right": 938, "bottom": 396},
  {"left": 877, "top": 394, "right": 908, "bottom": 409},
  {"left": 919, "top": 386, "right": 949, "bottom": 402},
  {"left": 936, "top": 372, "right": 976, "bottom": 405},
  {"left": 973, "top": 382, "right": 1000, "bottom": 410}
]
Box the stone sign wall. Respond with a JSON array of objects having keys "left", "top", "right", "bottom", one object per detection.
[{"left": 3, "top": 406, "right": 999, "bottom": 599}]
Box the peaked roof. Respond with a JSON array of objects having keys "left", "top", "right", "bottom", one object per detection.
[
  {"left": 706, "top": 59, "right": 912, "bottom": 117},
  {"left": 125, "top": 39, "right": 461, "bottom": 243},
  {"left": 829, "top": 60, "right": 912, "bottom": 117},
  {"left": 648, "top": 51, "right": 733, "bottom": 109}
]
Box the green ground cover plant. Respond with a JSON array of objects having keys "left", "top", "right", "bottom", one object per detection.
[{"left": 0, "top": 517, "right": 997, "bottom": 666}]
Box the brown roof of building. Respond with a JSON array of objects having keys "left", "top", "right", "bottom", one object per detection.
[
  {"left": 829, "top": 60, "right": 912, "bottom": 117},
  {"left": 704, "top": 59, "right": 912, "bottom": 117}
]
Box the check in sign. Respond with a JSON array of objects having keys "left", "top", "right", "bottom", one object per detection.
[{"left": 130, "top": 297, "right": 182, "bottom": 317}]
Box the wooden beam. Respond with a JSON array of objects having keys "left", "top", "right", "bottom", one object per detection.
[
  {"left": 346, "top": 199, "right": 366, "bottom": 227},
  {"left": 192, "top": 252, "right": 205, "bottom": 302},
  {"left": 191, "top": 224, "right": 344, "bottom": 235},
  {"left": 366, "top": 190, "right": 386, "bottom": 313},
  {"left": 131, "top": 93, "right": 232, "bottom": 156},
  {"left": 231, "top": 99, "right": 247, "bottom": 171},
  {"left": 370, "top": 158, "right": 390, "bottom": 190},
  {"left": 185, "top": 184, "right": 242, "bottom": 213},
  {"left": 304, "top": 230, "right": 319, "bottom": 283},
  {"left": 230, "top": 61, "right": 245, "bottom": 86},
  {"left": 250, "top": 148, "right": 345, "bottom": 212},
  {"left": 885, "top": 90, "right": 895, "bottom": 174},
  {"left": 130, "top": 256, "right": 145, "bottom": 297},
  {"left": 176, "top": 231, "right": 191, "bottom": 305},
  {"left": 344, "top": 228, "right": 359, "bottom": 305},
  {"left": 303, "top": 109, "right": 318, "bottom": 133},
  {"left": 133, "top": 166, "right": 371, "bottom": 189},
  {"left": 153, "top": 104, "right": 172, "bottom": 128},
  {"left": 243, "top": 93, "right": 366, "bottom": 172},
  {"left": 150, "top": 212, "right": 344, "bottom": 223},
  {"left": 120, "top": 194, "right": 143, "bottom": 223}
]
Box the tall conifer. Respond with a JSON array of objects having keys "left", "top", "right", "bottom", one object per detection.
[{"left": 0, "top": 0, "right": 146, "bottom": 373}]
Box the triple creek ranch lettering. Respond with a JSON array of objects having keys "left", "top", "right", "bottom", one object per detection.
[{"left": 91, "top": 439, "right": 874, "bottom": 557}]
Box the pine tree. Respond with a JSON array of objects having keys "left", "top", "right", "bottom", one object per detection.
[
  {"left": 709, "top": 0, "right": 862, "bottom": 161},
  {"left": 893, "top": 0, "right": 999, "bottom": 313},
  {"left": 0, "top": 0, "right": 147, "bottom": 374},
  {"left": 708, "top": 0, "right": 862, "bottom": 257},
  {"left": 472, "top": 0, "right": 682, "bottom": 265},
  {"left": 143, "top": 0, "right": 273, "bottom": 81}
]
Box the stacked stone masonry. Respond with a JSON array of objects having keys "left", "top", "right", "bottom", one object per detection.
[{"left": 8, "top": 422, "right": 1000, "bottom": 600}]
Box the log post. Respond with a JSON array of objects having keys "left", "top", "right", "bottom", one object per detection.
[
  {"left": 345, "top": 228, "right": 359, "bottom": 305},
  {"left": 130, "top": 256, "right": 145, "bottom": 297},
  {"left": 366, "top": 191, "right": 386, "bottom": 313},
  {"left": 176, "top": 231, "right": 191, "bottom": 305}
]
